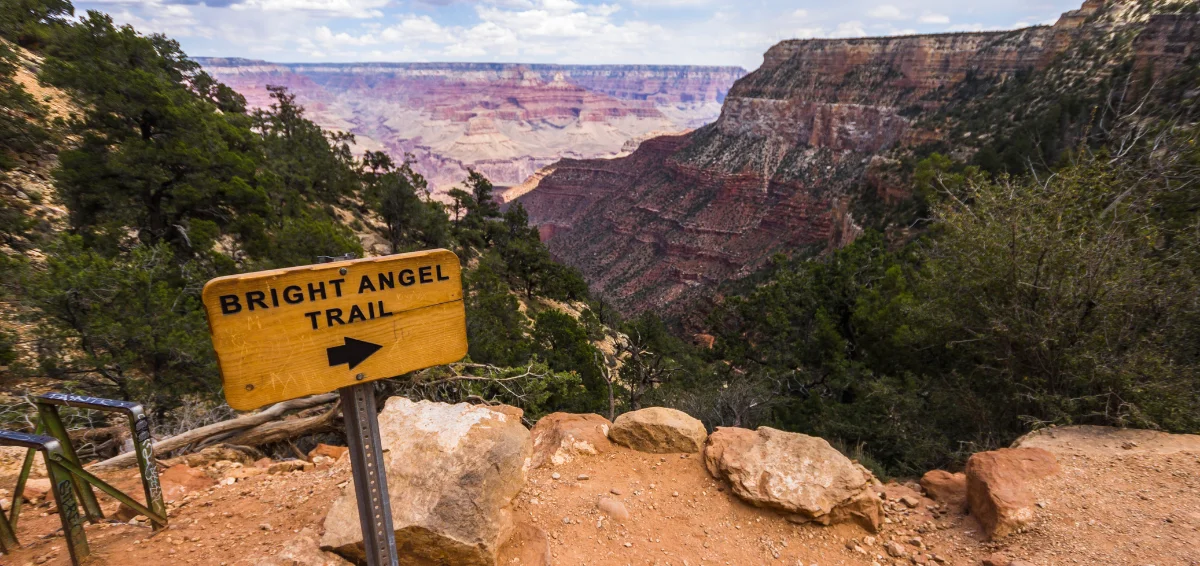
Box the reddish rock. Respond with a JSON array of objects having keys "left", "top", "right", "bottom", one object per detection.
[
  {"left": 160, "top": 463, "right": 216, "bottom": 501},
  {"left": 515, "top": 4, "right": 1199, "bottom": 318},
  {"left": 484, "top": 404, "right": 525, "bottom": 423},
  {"left": 981, "top": 553, "right": 1011, "bottom": 566},
  {"left": 965, "top": 448, "right": 1059, "bottom": 539},
  {"left": 497, "top": 521, "right": 551, "bottom": 566},
  {"left": 307, "top": 444, "right": 348, "bottom": 462},
  {"left": 21, "top": 478, "right": 51, "bottom": 502},
  {"left": 529, "top": 412, "right": 613, "bottom": 468},
  {"left": 921, "top": 470, "right": 968, "bottom": 511}
]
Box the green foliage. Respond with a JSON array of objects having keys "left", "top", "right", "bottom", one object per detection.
[
  {"left": 24, "top": 236, "right": 219, "bottom": 414},
  {"left": 250, "top": 213, "right": 363, "bottom": 269},
  {"left": 531, "top": 309, "right": 606, "bottom": 413},
  {"left": 464, "top": 252, "right": 531, "bottom": 368},
  {"left": 450, "top": 170, "right": 502, "bottom": 255},
  {"left": 253, "top": 85, "right": 358, "bottom": 207},
  {"left": 0, "top": 0, "right": 72, "bottom": 47},
  {"left": 362, "top": 154, "right": 449, "bottom": 253},
  {"left": 43, "top": 12, "right": 266, "bottom": 254},
  {"left": 918, "top": 154, "right": 1199, "bottom": 435},
  {"left": 699, "top": 137, "right": 1200, "bottom": 474}
]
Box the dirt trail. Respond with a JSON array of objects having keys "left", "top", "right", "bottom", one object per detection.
[{"left": 2, "top": 426, "right": 1198, "bottom": 565}]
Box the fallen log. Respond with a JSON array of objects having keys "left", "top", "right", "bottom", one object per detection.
[
  {"left": 225, "top": 400, "right": 341, "bottom": 447},
  {"left": 88, "top": 393, "right": 338, "bottom": 471}
]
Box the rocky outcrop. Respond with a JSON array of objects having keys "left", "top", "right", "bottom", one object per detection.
[
  {"left": 320, "top": 399, "right": 531, "bottom": 564},
  {"left": 608, "top": 407, "right": 707, "bottom": 453},
  {"left": 529, "top": 412, "right": 613, "bottom": 468},
  {"left": 198, "top": 59, "right": 744, "bottom": 195},
  {"left": 920, "top": 470, "right": 968, "bottom": 511},
  {"left": 518, "top": 1, "right": 1198, "bottom": 316},
  {"left": 965, "top": 448, "right": 1059, "bottom": 539},
  {"left": 703, "top": 426, "right": 883, "bottom": 531}
]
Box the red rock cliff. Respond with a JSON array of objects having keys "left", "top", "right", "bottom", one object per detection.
[{"left": 517, "top": 0, "right": 1197, "bottom": 316}]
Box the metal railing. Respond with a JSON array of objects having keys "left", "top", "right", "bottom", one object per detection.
[{"left": 0, "top": 394, "right": 168, "bottom": 563}]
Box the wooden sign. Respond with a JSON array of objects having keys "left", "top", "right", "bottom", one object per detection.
[{"left": 202, "top": 249, "right": 467, "bottom": 410}]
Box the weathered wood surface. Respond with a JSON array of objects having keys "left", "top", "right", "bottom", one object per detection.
[{"left": 202, "top": 249, "right": 468, "bottom": 410}]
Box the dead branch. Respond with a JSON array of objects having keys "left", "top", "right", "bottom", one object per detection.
[{"left": 88, "top": 393, "right": 338, "bottom": 471}]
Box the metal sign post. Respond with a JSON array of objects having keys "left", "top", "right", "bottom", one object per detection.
[
  {"left": 320, "top": 254, "right": 397, "bottom": 566},
  {"left": 202, "top": 250, "right": 467, "bottom": 566},
  {"left": 339, "top": 382, "right": 398, "bottom": 565}
]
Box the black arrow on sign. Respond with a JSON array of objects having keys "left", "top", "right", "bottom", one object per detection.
[{"left": 327, "top": 337, "right": 382, "bottom": 370}]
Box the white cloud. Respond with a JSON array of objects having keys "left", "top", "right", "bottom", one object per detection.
[
  {"left": 830, "top": 20, "right": 866, "bottom": 37},
  {"left": 233, "top": 0, "right": 390, "bottom": 18},
  {"left": 867, "top": 5, "right": 907, "bottom": 20},
  {"left": 89, "top": 0, "right": 1089, "bottom": 69},
  {"left": 918, "top": 12, "right": 950, "bottom": 24}
]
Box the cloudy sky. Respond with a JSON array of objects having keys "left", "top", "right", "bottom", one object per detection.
[{"left": 79, "top": 0, "right": 1085, "bottom": 70}]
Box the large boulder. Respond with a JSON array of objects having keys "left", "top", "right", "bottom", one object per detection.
[
  {"left": 703, "top": 427, "right": 883, "bottom": 531},
  {"left": 920, "top": 470, "right": 967, "bottom": 511},
  {"left": 529, "top": 412, "right": 613, "bottom": 468},
  {"left": 321, "top": 399, "right": 532, "bottom": 565},
  {"left": 259, "top": 528, "right": 353, "bottom": 566},
  {"left": 608, "top": 407, "right": 707, "bottom": 453},
  {"left": 965, "top": 448, "right": 1059, "bottom": 539}
]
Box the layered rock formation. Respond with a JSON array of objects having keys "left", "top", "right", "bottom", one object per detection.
[
  {"left": 197, "top": 60, "right": 744, "bottom": 195},
  {"left": 517, "top": 0, "right": 1195, "bottom": 315}
]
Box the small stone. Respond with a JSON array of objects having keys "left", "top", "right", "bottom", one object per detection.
[
  {"left": 610, "top": 488, "right": 623, "bottom": 495},
  {"left": 259, "top": 523, "right": 271, "bottom": 531},
  {"left": 884, "top": 541, "right": 907, "bottom": 558},
  {"left": 624, "top": 542, "right": 632, "bottom": 548},
  {"left": 551, "top": 472, "right": 561, "bottom": 480},
  {"left": 561, "top": 517, "right": 570, "bottom": 524},
  {"left": 577, "top": 474, "right": 589, "bottom": 480},
  {"left": 900, "top": 495, "right": 920, "bottom": 508},
  {"left": 672, "top": 491, "right": 680, "bottom": 497},
  {"left": 598, "top": 497, "right": 630, "bottom": 521}
]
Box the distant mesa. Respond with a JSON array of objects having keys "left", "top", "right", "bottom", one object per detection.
[{"left": 197, "top": 58, "right": 746, "bottom": 197}]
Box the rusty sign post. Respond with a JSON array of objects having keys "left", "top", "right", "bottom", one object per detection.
[{"left": 202, "top": 249, "right": 468, "bottom": 566}]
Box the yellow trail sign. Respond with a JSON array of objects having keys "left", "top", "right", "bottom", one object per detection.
[{"left": 202, "top": 249, "right": 467, "bottom": 410}]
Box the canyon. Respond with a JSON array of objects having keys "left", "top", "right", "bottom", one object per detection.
[
  {"left": 516, "top": 0, "right": 1197, "bottom": 316},
  {"left": 197, "top": 59, "right": 745, "bottom": 195}
]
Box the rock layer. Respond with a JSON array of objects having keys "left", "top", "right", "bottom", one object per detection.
[
  {"left": 198, "top": 60, "right": 745, "bottom": 195},
  {"left": 518, "top": 1, "right": 1197, "bottom": 316},
  {"left": 320, "top": 399, "right": 531, "bottom": 564}
]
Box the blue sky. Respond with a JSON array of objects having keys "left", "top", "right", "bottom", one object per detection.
[{"left": 78, "top": 0, "right": 1086, "bottom": 70}]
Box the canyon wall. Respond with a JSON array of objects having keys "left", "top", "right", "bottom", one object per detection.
[
  {"left": 197, "top": 60, "right": 745, "bottom": 195},
  {"left": 518, "top": 0, "right": 1194, "bottom": 316}
]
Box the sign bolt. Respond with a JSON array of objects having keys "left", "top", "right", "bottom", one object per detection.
[
  {"left": 339, "top": 267, "right": 348, "bottom": 275},
  {"left": 245, "top": 384, "right": 254, "bottom": 391},
  {"left": 355, "top": 373, "right": 366, "bottom": 381}
]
